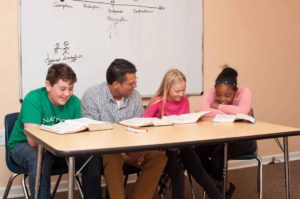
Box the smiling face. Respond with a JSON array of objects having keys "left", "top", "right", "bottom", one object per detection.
[
  {"left": 46, "top": 79, "right": 74, "bottom": 106},
  {"left": 168, "top": 81, "right": 186, "bottom": 102},
  {"left": 119, "top": 73, "right": 137, "bottom": 97},
  {"left": 110, "top": 72, "right": 137, "bottom": 99},
  {"left": 215, "top": 83, "right": 236, "bottom": 105}
]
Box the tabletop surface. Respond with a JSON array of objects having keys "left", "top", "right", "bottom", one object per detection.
[{"left": 25, "top": 121, "right": 300, "bottom": 156}]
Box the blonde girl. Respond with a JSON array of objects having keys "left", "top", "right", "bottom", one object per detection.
[{"left": 143, "top": 69, "right": 222, "bottom": 199}]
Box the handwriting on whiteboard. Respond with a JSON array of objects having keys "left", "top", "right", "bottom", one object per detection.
[
  {"left": 51, "top": 0, "right": 165, "bottom": 38},
  {"left": 44, "top": 41, "right": 83, "bottom": 65}
]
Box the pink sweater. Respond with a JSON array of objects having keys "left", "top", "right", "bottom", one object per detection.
[
  {"left": 201, "top": 86, "right": 252, "bottom": 118},
  {"left": 143, "top": 96, "right": 190, "bottom": 118}
]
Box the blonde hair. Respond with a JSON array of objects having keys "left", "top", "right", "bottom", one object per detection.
[{"left": 151, "top": 68, "right": 186, "bottom": 117}]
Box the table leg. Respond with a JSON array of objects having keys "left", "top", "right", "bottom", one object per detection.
[
  {"left": 283, "top": 137, "right": 290, "bottom": 199},
  {"left": 34, "top": 145, "right": 43, "bottom": 199},
  {"left": 223, "top": 143, "right": 228, "bottom": 199},
  {"left": 68, "top": 157, "right": 75, "bottom": 199}
]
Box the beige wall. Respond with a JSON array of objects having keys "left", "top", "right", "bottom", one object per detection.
[
  {"left": 202, "top": 0, "right": 300, "bottom": 154},
  {"left": 1, "top": 0, "right": 300, "bottom": 188},
  {"left": 0, "top": 0, "right": 21, "bottom": 188}
]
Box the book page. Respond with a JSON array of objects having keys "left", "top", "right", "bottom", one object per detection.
[
  {"left": 40, "top": 118, "right": 113, "bottom": 134},
  {"left": 162, "top": 111, "right": 210, "bottom": 124},
  {"left": 212, "top": 114, "right": 236, "bottom": 123},
  {"left": 212, "top": 114, "right": 255, "bottom": 123},
  {"left": 40, "top": 122, "right": 87, "bottom": 134},
  {"left": 65, "top": 118, "right": 113, "bottom": 131},
  {"left": 119, "top": 117, "right": 159, "bottom": 127},
  {"left": 235, "top": 113, "right": 255, "bottom": 123},
  {"left": 65, "top": 118, "right": 110, "bottom": 125},
  {"left": 152, "top": 119, "right": 174, "bottom": 126}
]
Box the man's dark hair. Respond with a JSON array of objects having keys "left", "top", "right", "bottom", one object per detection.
[
  {"left": 46, "top": 63, "right": 77, "bottom": 86},
  {"left": 106, "top": 59, "right": 137, "bottom": 84}
]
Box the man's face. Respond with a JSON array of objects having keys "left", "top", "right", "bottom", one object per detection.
[
  {"left": 46, "top": 79, "right": 74, "bottom": 106},
  {"left": 118, "top": 73, "right": 137, "bottom": 97}
]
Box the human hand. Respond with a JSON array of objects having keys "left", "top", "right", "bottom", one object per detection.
[
  {"left": 127, "top": 152, "right": 145, "bottom": 165},
  {"left": 211, "top": 101, "right": 219, "bottom": 109}
]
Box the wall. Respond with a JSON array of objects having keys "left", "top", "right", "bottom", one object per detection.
[
  {"left": 0, "top": 0, "right": 21, "bottom": 189},
  {"left": 202, "top": 0, "right": 300, "bottom": 155},
  {"left": 1, "top": 0, "right": 300, "bottom": 191}
]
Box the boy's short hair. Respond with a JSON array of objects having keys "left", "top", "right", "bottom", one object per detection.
[
  {"left": 46, "top": 63, "right": 77, "bottom": 86},
  {"left": 106, "top": 59, "right": 137, "bottom": 84}
]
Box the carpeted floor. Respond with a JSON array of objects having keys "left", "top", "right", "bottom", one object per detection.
[{"left": 11, "top": 160, "right": 300, "bottom": 199}]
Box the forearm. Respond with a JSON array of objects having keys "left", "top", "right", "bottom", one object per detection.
[
  {"left": 24, "top": 123, "right": 40, "bottom": 147},
  {"left": 218, "top": 103, "right": 251, "bottom": 114},
  {"left": 27, "top": 136, "right": 38, "bottom": 147}
]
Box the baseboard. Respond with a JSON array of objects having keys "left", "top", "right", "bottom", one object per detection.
[
  {"left": 2, "top": 151, "right": 300, "bottom": 198},
  {"left": 228, "top": 151, "right": 300, "bottom": 170},
  {"left": 0, "top": 175, "right": 136, "bottom": 198}
]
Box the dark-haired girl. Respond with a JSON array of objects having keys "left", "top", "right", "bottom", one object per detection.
[{"left": 197, "top": 66, "right": 257, "bottom": 198}]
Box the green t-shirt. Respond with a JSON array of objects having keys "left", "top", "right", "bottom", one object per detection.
[{"left": 8, "top": 87, "right": 81, "bottom": 150}]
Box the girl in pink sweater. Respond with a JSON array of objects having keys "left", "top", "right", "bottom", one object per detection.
[
  {"left": 143, "top": 69, "right": 222, "bottom": 199},
  {"left": 197, "top": 66, "right": 257, "bottom": 199}
]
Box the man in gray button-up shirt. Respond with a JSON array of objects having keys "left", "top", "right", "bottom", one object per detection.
[{"left": 81, "top": 58, "right": 167, "bottom": 199}]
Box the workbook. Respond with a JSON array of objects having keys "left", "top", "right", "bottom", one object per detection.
[
  {"left": 40, "top": 118, "right": 113, "bottom": 134},
  {"left": 212, "top": 113, "right": 255, "bottom": 123},
  {"left": 119, "top": 111, "right": 210, "bottom": 127}
]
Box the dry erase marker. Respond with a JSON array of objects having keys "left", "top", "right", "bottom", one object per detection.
[{"left": 127, "top": 127, "right": 148, "bottom": 133}]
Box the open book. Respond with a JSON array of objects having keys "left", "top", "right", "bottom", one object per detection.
[
  {"left": 162, "top": 111, "right": 211, "bottom": 124},
  {"left": 119, "top": 117, "right": 173, "bottom": 128},
  {"left": 40, "top": 118, "right": 113, "bottom": 134},
  {"left": 119, "top": 111, "right": 210, "bottom": 128},
  {"left": 212, "top": 113, "right": 255, "bottom": 123}
]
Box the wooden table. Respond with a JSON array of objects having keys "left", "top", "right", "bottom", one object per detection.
[{"left": 25, "top": 121, "right": 300, "bottom": 199}]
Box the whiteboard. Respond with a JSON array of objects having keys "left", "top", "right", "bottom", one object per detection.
[{"left": 20, "top": 0, "right": 203, "bottom": 99}]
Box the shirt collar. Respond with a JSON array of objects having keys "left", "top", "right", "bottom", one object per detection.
[{"left": 103, "top": 83, "right": 130, "bottom": 107}]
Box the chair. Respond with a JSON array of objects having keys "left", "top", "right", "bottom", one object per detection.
[
  {"left": 202, "top": 141, "right": 262, "bottom": 199},
  {"left": 3, "top": 112, "right": 27, "bottom": 199},
  {"left": 3, "top": 112, "right": 83, "bottom": 199},
  {"left": 228, "top": 141, "right": 262, "bottom": 199},
  {"left": 227, "top": 110, "right": 262, "bottom": 199},
  {"left": 123, "top": 163, "right": 141, "bottom": 187},
  {"left": 186, "top": 171, "right": 196, "bottom": 199}
]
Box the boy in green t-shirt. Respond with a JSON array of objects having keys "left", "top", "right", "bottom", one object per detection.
[{"left": 8, "top": 63, "right": 102, "bottom": 199}]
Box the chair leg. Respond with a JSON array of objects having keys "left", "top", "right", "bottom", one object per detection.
[
  {"left": 256, "top": 156, "right": 263, "bottom": 199},
  {"left": 75, "top": 175, "right": 84, "bottom": 199},
  {"left": 22, "top": 175, "right": 30, "bottom": 199},
  {"left": 2, "top": 173, "right": 21, "bottom": 199},
  {"left": 124, "top": 174, "right": 129, "bottom": 187},
  {"left": 105, "top": 187, "right": 110, "bottom": 199},
  {"left": 21, "top": 174, "right": 84, "bottom": 199},
  {"left": 51, "top": 174, "right": 63, "bottom": 199},
  {"left": 202, "top": 190, "right": 206, "bottom": 199},
  {"left": 187, "top": 171, "right": 196, "bottom": 199},
  {"left": 223, "top": 143, "right": 229, "bottom": 198}
]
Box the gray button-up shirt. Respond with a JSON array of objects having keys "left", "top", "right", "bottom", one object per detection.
[{"left": 81, "top": 82, "right": 144, "bottom": 123}]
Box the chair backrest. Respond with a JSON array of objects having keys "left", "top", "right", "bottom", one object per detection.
[{"left": 4, "top": 112, "right": 26, "bottom": 174}]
